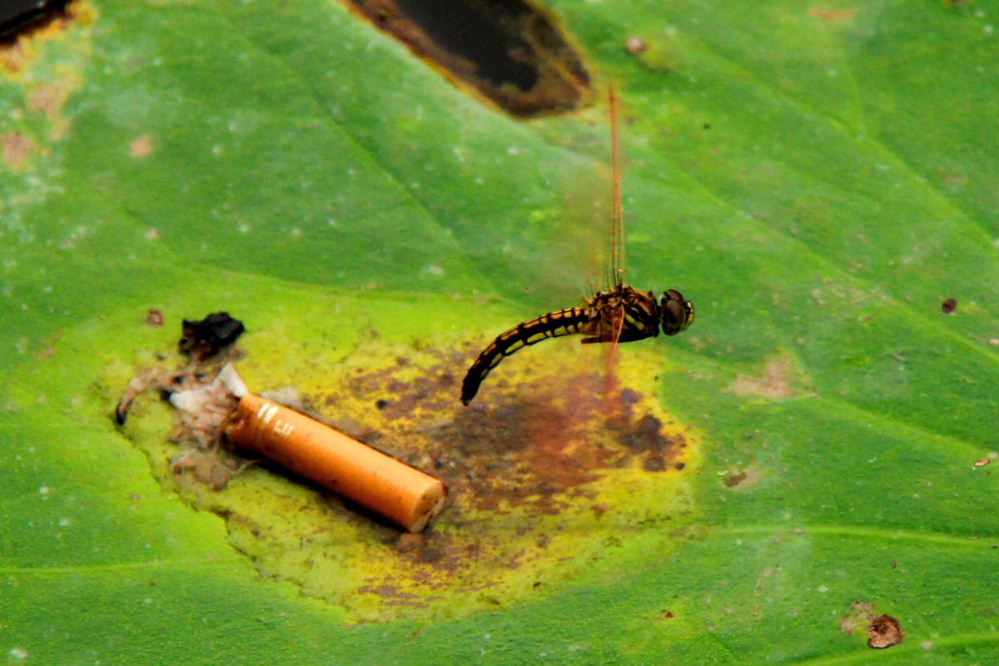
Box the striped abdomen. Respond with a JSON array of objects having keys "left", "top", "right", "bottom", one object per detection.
[{"left": 460, "top": 307, "right": 593, "bottom": 405}]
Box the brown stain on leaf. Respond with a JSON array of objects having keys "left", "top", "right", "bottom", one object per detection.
[
  {"left": 723, "top": 470, "right": 747, "bottom": 487},
  {"left": 27, "top": 83, "right": 67, "bottom": 115},
  {"left": 129, "top": 135, "right": 154, "bottom": 157},
  {"left": 723, "top": 466, "right": 763, "bottom": 490},
  {"left": 868, "top": 614, "right": 905, "bottom": 649},
  {"left": 2, "top": 132, "right": 37, "bottom": 169},
  {"left": 326, "top": 343, "right": 690, "bottom": 519},
  {"left": 115, "top": 330, "right": 700, "bottom": 621},
  {"left": 840, "top": 600, "right": 875, "bottom": 635},
  {"left": 0, "top": 40, "right": 28, "bottom": 73},
  {"left": 730, "top": 353, "right": 802, "bottom": 399},
  {"left": 841, "top": 601, "right": 905, "bottom": 649},
  {"left": 809, "top": 7, "right": 857, "bottom": 20},
  {"left": 26, "top": 76, "right": 81, "bottom": 139}
]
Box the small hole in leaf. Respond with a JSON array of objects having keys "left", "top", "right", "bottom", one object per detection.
[{"left": 343, "top": 0, "right": 593, "bottom": 117}]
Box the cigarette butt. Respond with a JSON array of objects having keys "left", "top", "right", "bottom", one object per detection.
[{"left": 227, "top": 394, "right": 446, "bottom": 532}]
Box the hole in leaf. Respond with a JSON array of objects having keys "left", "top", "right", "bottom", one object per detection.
[
  {"left": 343, "top": 0, "right": 593, "bottom": 117},
  {"left": 0, "top": 0, "right": 71, "bottom": 43}
]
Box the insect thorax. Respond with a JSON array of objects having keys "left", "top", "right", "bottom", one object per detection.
[{"left": 585, "top": 285, "right": 660, "bottom": 340}]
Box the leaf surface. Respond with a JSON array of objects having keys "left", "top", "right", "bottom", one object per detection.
[{"left": 0, "top": 0, "right": 996, "bottom": 663}]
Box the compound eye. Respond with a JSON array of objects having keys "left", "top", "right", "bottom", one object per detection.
[{"left": 661, "top": 290, "right": 694, "bottom": 335}]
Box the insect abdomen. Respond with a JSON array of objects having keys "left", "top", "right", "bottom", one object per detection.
[{"left": 461, "top": 307, "right": 591, "bottom": 405}]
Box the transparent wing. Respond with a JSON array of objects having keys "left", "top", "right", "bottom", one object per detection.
[
  {"left": 609, "top": 83, "right": 625, "bottom": 291},
  {"left": 606, "top": 84, "right": 627, "bottom": 394},
  {"left": 537, "top": 155, "right": 611, "bottom": 305}
]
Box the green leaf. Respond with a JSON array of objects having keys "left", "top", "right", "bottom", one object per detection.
[{"left": 1, "top": 0, "right": 996, "bottom": 664}]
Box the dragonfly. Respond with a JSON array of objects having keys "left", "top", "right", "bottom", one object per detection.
[{"left": 460, "top": 85, "right": 695, "bottom": 406}]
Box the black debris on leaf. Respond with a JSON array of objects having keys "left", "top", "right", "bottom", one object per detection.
[{"left": 179, "top": 312, "right": 245, "bottom": 361}]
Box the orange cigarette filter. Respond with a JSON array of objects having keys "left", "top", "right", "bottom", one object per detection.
[{"left": 227, "top": 394, "right": 447, "bottom": 532}]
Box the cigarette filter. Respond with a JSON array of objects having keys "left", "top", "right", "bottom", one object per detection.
[{"left": 228, "top": 394, "right": 447, "bottom": 532}]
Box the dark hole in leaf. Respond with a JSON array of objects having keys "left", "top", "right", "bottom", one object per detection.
[
  {"left": 342, "top": 0, "right": 592, "bottom": 117},
  {"left": 0, "top": 0, "right": 70, "bottom": 42}
]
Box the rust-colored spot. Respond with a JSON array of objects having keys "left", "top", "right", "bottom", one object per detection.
[
  {"left": 1, "top": 131, "right": 36, "bottom": 168},
  {"left": 342, "top": 0, "right": 592, "bottom": 116},
  {"left": 840, "top": 602, "right": 905, "bottom": 649},
  {"left": 129, "top": 135, "right": 154, "bottom": 157},
  {"left": 840, "top": 600, "right": 875, "bottom": 636},
  {"left": 26, "top": 77, "right": 79, "bottom": 139},
  {"left": 27, "top": 82, "right": 65, "bottom": 116},
  {"left": 868, "top": 614, "right": 905, "bottom": 649},
  {"left": 941, "top": 297, "right": 957, "bottom": 314},
  {"left": 808, "top": 7, "right": 857, "bottom": 20},
  {"left": 625, "top": 36, "right": 648, "bottom": 55},
  {"left": 0, "top": 38, "right": 26, "bottom": 73},
  {"left": 335, "top": 345, "right": 690, "bottom": 516},
  {"left": 730, "top": 354, "right": 801, "bottom": 400}
]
